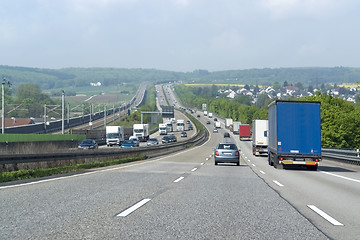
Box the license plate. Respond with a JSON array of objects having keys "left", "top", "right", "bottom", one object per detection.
[
  {"left": 282, "top": 160, "right": 293, "bottom": 164},
  {"left": 223, "top": 152, "right": 232, "bottom": 155}
]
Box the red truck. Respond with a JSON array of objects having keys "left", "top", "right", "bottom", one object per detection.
[{"left": 239, "top": 124, "right": 251, "bottom": 141}]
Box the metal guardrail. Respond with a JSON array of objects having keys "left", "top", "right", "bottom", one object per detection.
[{"left": 322, "top": 148, "right": 360, "bottom": 165}]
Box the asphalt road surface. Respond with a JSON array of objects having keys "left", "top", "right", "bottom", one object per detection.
[
  {"left": 1, "top": 87, "right": 359, "bottom": 239},
  {"left": 0, "top": 115, "right": 334, "bottom": 240}
]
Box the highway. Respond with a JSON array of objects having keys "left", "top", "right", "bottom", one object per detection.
[
  {"left": 0, "top": 84, "right": 359, "bottom": 239},
  {"left": 0, "top": 115, "right": 328, "bottom": 239}
]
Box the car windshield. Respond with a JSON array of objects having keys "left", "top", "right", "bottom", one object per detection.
[
  {"left": 123, "top": 140, "right": 133, "bottom": 144},
  {"left": 218, "top": 144, "right": 236, "bottom": 150},
  {"left": 82, "top": 140, "right": 93, "bottom": 144}
]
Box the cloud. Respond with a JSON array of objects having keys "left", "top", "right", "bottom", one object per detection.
[
  {"left": 258, "top": 0, "right": 338, "bottom": 19},
  {"left": 210, "top": 30, "right": 243, "bottom": 50}
]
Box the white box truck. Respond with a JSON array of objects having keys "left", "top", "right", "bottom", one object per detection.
[
  {"left": 252, "top": 119, "right": 269, "bottom": 156},
  {"left": 214, "top": 121, "right": 221, "bottom": 128},
  {"left": 106, "top": 126, "right": 124, "bottom": 146},
  {"left": 232, "top": 122, "right": 241, "bottom": 134},
  {"left": 165, "top": 121, "right": 173, "bottom": 132},
  {"left": 159, "top": 123, "right": 167, "bottom": 135},
  {"left": 176, "top": 119, "right": 185, "bottom": 131},
  {"left": 225, "top": 118, "right": 233, "bottom": 129},
  {"left": 133, "top": 124, "right": 150, "bottom": 142},
  {"left": 208, "top": 112, "right": 213, "bottom": 118}
]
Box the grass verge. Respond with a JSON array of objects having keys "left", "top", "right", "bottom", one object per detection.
[{"left": 0, "top": 155, "right": 147, "bottom": 183}]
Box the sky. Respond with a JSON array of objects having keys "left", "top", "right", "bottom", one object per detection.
[{"left": 1, "top": 0, "right": 360, "bottom": 72}]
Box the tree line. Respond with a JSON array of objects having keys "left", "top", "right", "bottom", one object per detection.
[
  {"left": 2, "top": 65, "right": 360, "bottom": 93},
  {"left": 174, "top": 84, "right": 360, "bottom": 149}
]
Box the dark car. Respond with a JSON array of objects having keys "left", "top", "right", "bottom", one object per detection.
[
  {"left": 78, "top": 139, "right": 98, "bottom": 149},
  {"left": 120, "top": 140, "right": 136, "bottom": 148},
  {"left": 181, "top": 131, "right": 187, "bottom": 137},
  {"left": 224, "top": 132, "right": 230, "bottom": 138},
  {"left": 197, "top": 114, "right": 200, "bottom": 118},
  {"left": 214, "top": 142, "right": 240, "bottom": 166},
  {"left": 169, "top": 134, "right": 177, "bottom": 142},
  {"left": 186, "top": 120, "right": 190, "bottom": 124},
  {"left": 188, "top": 124, "right": 193, "bottom": 130},
  {"left": 206, "top": 120, "right": 211, "bottom": 125},
  {"left": 162, "top": 135, "right": 171, "bottom": 143},
  {"left": 214, "top": 118, "right": 218, "bottom": 121}
]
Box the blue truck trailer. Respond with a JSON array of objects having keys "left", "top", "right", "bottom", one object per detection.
[{"left": 268, "top": 100, "right": 321, "bottom": 170}]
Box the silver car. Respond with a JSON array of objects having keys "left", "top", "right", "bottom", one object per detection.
[{"left": 214, "top": 142, "right": 240, "bottom": 166}]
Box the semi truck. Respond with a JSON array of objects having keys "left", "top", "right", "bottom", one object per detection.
[
  {"left": 268, "top": 100, "right": 321, "bottom": 170},
  {"left": 159, "top": 123, "right": 167, "bottom": 135},
  {"left": 106, "top": 126, "right": 124, "bottom": 146},
  {"left": 239, "top": 124, "right": 251, "bottom": 140},
  {"left": 133, "top": 124, "right": 150, "bottom": 142},
  {"left": 225, "top": 118, "right": 233, "bottom": 129},
  {"left": 176, "top": 119, "right": 185, "bottom": 131},
  {"left": 252, "top": 119, "right": 268, "bottom": 156}
]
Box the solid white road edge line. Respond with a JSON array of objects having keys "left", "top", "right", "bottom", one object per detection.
[
  {"left": 117, "top": 199, "right": 151, "bottom": 217},
  {"left": 1, "top": 134, "right": 211, "bottom": 190},
  {"left": 174, "top": 177, "right": 185, "bottom": 183},
  {"left": 307, "top": 205, "right": 344, "bottom": 226},
  {"left": 273, "top": 180, "right": 284, "bottom": 187},
  {"left": 320, "top": 171, "right": 360, "bottom": 183}
]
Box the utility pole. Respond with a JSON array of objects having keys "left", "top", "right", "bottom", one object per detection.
[
  {"left": 104, "top": 104, "right": 107, "bottom": 127},
  {"left": 2, "top": 78, "right": 11, "bottom": 134},
  {"left": 67, "top": 103, "right": 70, "bottom": 128},
  {"left": 44, "top": 104, "right": 47, "bottom": 133},
  {"left": 61, "top": 90, "right": 65, "bottom": 134}
]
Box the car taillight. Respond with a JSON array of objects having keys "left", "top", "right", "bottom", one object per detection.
[
  {"left": 215, "top": 150, "right": 219, "bottom": 156},
  {"left": 235, "top": 151, "right": 239, "bottom": 156}
]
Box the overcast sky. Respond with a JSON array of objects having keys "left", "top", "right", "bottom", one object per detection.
[{"left": 1, "top": 0, "right": 359, "bottom": 72}]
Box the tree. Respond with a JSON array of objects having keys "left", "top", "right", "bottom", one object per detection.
[
  {"left": 14, "top": 83, "right": 55, "bottom": 118},
  {"left": 308, "top": 85, "right": 314, "bottom": 93},
  {"left": 295, "top": 82, "right": 304, "bottom": 91},
  {"left": 273, "top": 81, "right": 281, "bottom": 91}
]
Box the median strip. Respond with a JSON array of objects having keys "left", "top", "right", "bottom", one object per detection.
[
  {"left": 117, "top": 199, "right": 151, "bottom": 217},
  {"left": 307, "top": 205, "right": 343, "bottom": 226}
]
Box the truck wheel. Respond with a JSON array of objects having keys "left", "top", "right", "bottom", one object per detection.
[
  {"left": 274, "top": 159, "right": 283, "bottom": 169},
  {"left": 307, "top": 165, "right": 318, "bottom": 171},
  {"left": 268, "top": 152, "right": 274, "bottom": 166},
  {"left": 215, "top": 161, "right": 218, "bottom": 165}
]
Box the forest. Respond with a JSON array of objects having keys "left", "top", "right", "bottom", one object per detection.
[
  {"left": 174, "top": 85, "right": 360, "bottom": 149},
  {"left": 1, "top": 65, "right": 360, "bottom": 94}
]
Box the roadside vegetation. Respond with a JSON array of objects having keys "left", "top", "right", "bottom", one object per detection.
[
  {"left": 175, "top": 84, "right": 360, "bottom": 149},
  {"left": 0, "top": 155, "right": 147, "bottom": 183}
]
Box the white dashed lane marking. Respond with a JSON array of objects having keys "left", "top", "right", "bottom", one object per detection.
[
  {"left": 307, "top": 205, "right": 343, "bottom": 226},
  {"left": 117, "top": 199, "right": 151, "bottom": 217}
]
